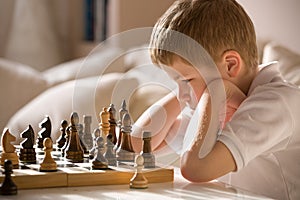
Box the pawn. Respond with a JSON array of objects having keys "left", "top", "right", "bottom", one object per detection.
[
  {"left": 0, "top": 160, "right": 17, "bottom": 195},
  {"left": 39, "top": 138, "right": 57, "bottom": 172},
  {"left": 129, "top": 155, "right": 148, "bottom": 189},
  {"left": 92, "top": 137, "right": 108, "bottom": 170}
]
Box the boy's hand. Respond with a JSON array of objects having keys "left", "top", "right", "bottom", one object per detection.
[{"left": 220, "top": 80, "right": 246, "bottom": 127}]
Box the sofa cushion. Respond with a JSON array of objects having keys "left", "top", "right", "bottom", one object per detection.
[
  {"left": 6, "top": 73, "right": 132, "bottom": 143},
  {"left": 0, "top": 58, "right": 48, "bottom": 133},
  {"left": 42, "top": 46, "right": 125, "bottom": 87},
  {"left": 7, "top": 63, "right": 174, "bottom": 144},
  {"left": 262, "top": 43, "right": 300, "bottom": 87}
]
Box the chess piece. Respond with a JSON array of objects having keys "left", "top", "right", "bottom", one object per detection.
[
  {"left": 78, "top": 123, "right": 88, "bottom": 154},
  {"left": 0, "top": 128, "right": 19, "bottom": 167},
  {"left": 104, "top": 134, "right": 117, "bottom": 166},
  {"left": 141, "top": 131, "right": 155, "bottom": 168},
  {"left": 61, "top": 127, "right": 70, "bottom": 157},
  {"left": 89, "top": 128, "right": 100, "bottom": 159},
  {"left": 65, "top": 112, "right": 84, "bottom": 162},
  {"left": 92, "top": 137, "right": 108, "bottom": 169},
  {"left": 129, "top": 155, "right": 148, "bottom": 189},
  {"left": 116, "top": 113, "right": 135, "bottom": 163},
  {"left": 108, "top": 104, "right": 117, "bottom": 145},
  {"left": 36, "top": 116, "right": 52, "bottom": 148},
  {"left": 99, "top": 107, "right": 110, "bottom": 152},
  {"left": 92, "top": 128, "right": 101, "bottom": 144},
  {"left": 56, "top": 120, "right": 68, "bottom": 150},
  {"left": 19, "top": 125, "right": 36, "bottom": 163},
  {"left": 117, "top": 100, "right": 128, "bottom": 148},
  {"left": 0, "top": 160, "right": 17, "bottom": 195},
  {"left": 40, "top": 138, "right": 57, "bottom": 172},
  {"left": 83, "top": 115, "right": 93, "bottom": 150},
  {"left": 99, "top": 107, "right": 110, "bottom": 138}
]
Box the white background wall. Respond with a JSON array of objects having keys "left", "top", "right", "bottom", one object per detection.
[
  {"left": 0, "top": 0, "right": 299, "bottom": 70},
  {"left": 237, "top": 0, "right": 300, "bottom": 54}
]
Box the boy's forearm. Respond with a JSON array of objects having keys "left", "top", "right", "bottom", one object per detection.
[
  {"left": 180, "top": 80, "right": 241, "bottom": 182},
  {"left": 131, "top": 92, "right": 181, "bottom": 152},
  {"left": 182, "top": 92, "right": 212, "bottom": 158}
]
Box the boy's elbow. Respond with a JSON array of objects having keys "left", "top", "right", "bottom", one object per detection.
[{"left": 180, "top": 152, "right": 214, "bottom": 183}]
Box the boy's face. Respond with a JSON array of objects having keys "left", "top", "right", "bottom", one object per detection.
[{"left": 163, "top": 56, "right": 206, "bottom": 110}]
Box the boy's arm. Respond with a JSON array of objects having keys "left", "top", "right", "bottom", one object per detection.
[
  {"left": 180, "top": 80, "right": 246, "bottom": 182},
  {"left": 131, "top": 91, "right": 181, "bottom": 152}
]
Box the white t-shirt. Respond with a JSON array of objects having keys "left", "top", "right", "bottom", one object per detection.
[{"left": 217, "top": 62, "right": 300, "bottom": 200}]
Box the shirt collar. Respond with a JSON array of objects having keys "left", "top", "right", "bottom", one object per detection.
[{"left": 247, "top": 61, "right": 281, "bottom": 96}]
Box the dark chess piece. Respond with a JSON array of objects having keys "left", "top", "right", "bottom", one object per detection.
[
  {"left": 116, "top": 113, "right": 135, "bottom": 163},
  {"left": 0, "top": 128, "right": 19, "bottom": 167},
  {"left": 89, "top": 128, "right": 100, "bottom": 159},
  {"left": 116, "top": 100, "right": 128, "bottom": 149},
  {"left": 56, "top": 120, "right": 68, "bottom": 150},
  {"left": 129, "top": 155, "right": 148, "bottom": 189},
  {"left": 108, "top": 104, "right": 117, "bottom": 145},
  {"left": 19, "top": 125, "right": 36, "bottom": 163},
  {"left": 104, "top": 134, "right": 117, "bottom": 166},
  {"left": 92, "top": 137, "right": 108, "bottom": 169},
  {"left": 0, "top": 159, "right": 18, "bottom": 195},
  {"left": 65, "top": 112, "right": 84, "bottom": 163},
  {"left": 83, "top": 115, "right": 93, "bottom": 150},
  {"left": 36, "top": 116, "right": 52, "bottom": 148},
  {"left": 140, "top": 131, "right": 155, "bottom": 168},
  {"left": 61, "top": 127, "right": 70, "bottom": 157}
]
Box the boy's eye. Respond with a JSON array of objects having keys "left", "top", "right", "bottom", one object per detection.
[{"left": 182, "top": 79, "right": 192, "bottom": 83}]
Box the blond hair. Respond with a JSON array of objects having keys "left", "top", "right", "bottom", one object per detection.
[{"left": 150, "top": 0, "right": 258, "bottom": 69}]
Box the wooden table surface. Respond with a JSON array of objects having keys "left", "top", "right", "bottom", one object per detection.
[{"left": 1, "top": 168, "right": 271, "bottom": 200}]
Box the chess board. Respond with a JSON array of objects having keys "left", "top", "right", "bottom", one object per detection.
[{"left": 0, "top": 146, "right": 173, "bottom": 189}]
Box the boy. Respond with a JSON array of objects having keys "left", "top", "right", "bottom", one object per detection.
[{"left": 132, "top": 0, "right": 300, "bottom": 199}]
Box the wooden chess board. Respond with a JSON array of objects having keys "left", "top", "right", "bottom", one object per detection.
[{"left": 0, "top": 146, "right": 174, "bottom": 189}]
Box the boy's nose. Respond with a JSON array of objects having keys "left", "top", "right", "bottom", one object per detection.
[{"left": 178, "top": 82, "right": 191, "bottom": 102}]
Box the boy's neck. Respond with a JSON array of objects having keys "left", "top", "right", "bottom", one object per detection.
[{"left": 238, "top": 66, "right": 259, "bottom": 95}]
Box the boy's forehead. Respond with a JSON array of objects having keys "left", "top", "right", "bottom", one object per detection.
[{"left": 161, "top": 57, "right": 201, "bottom": 80}]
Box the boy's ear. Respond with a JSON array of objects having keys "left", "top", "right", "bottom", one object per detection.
[{"left": 222, "top": 50, "right": 242, "bottom": 78}]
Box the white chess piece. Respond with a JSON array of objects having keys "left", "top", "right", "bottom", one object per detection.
[{"left": 130, "top": 155, "right": 148, "bottom": 189}]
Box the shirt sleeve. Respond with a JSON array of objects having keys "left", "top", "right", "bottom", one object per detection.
[{"left": 217, "top": 86, "right": 294, "bottom": 171}]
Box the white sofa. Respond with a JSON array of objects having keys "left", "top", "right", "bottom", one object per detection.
[
  {"left": 0, "top": 43, "right": 174, "bottom": 143},
  {"left": 1, "top": 42, "right": 300, "bottom": 144}
]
